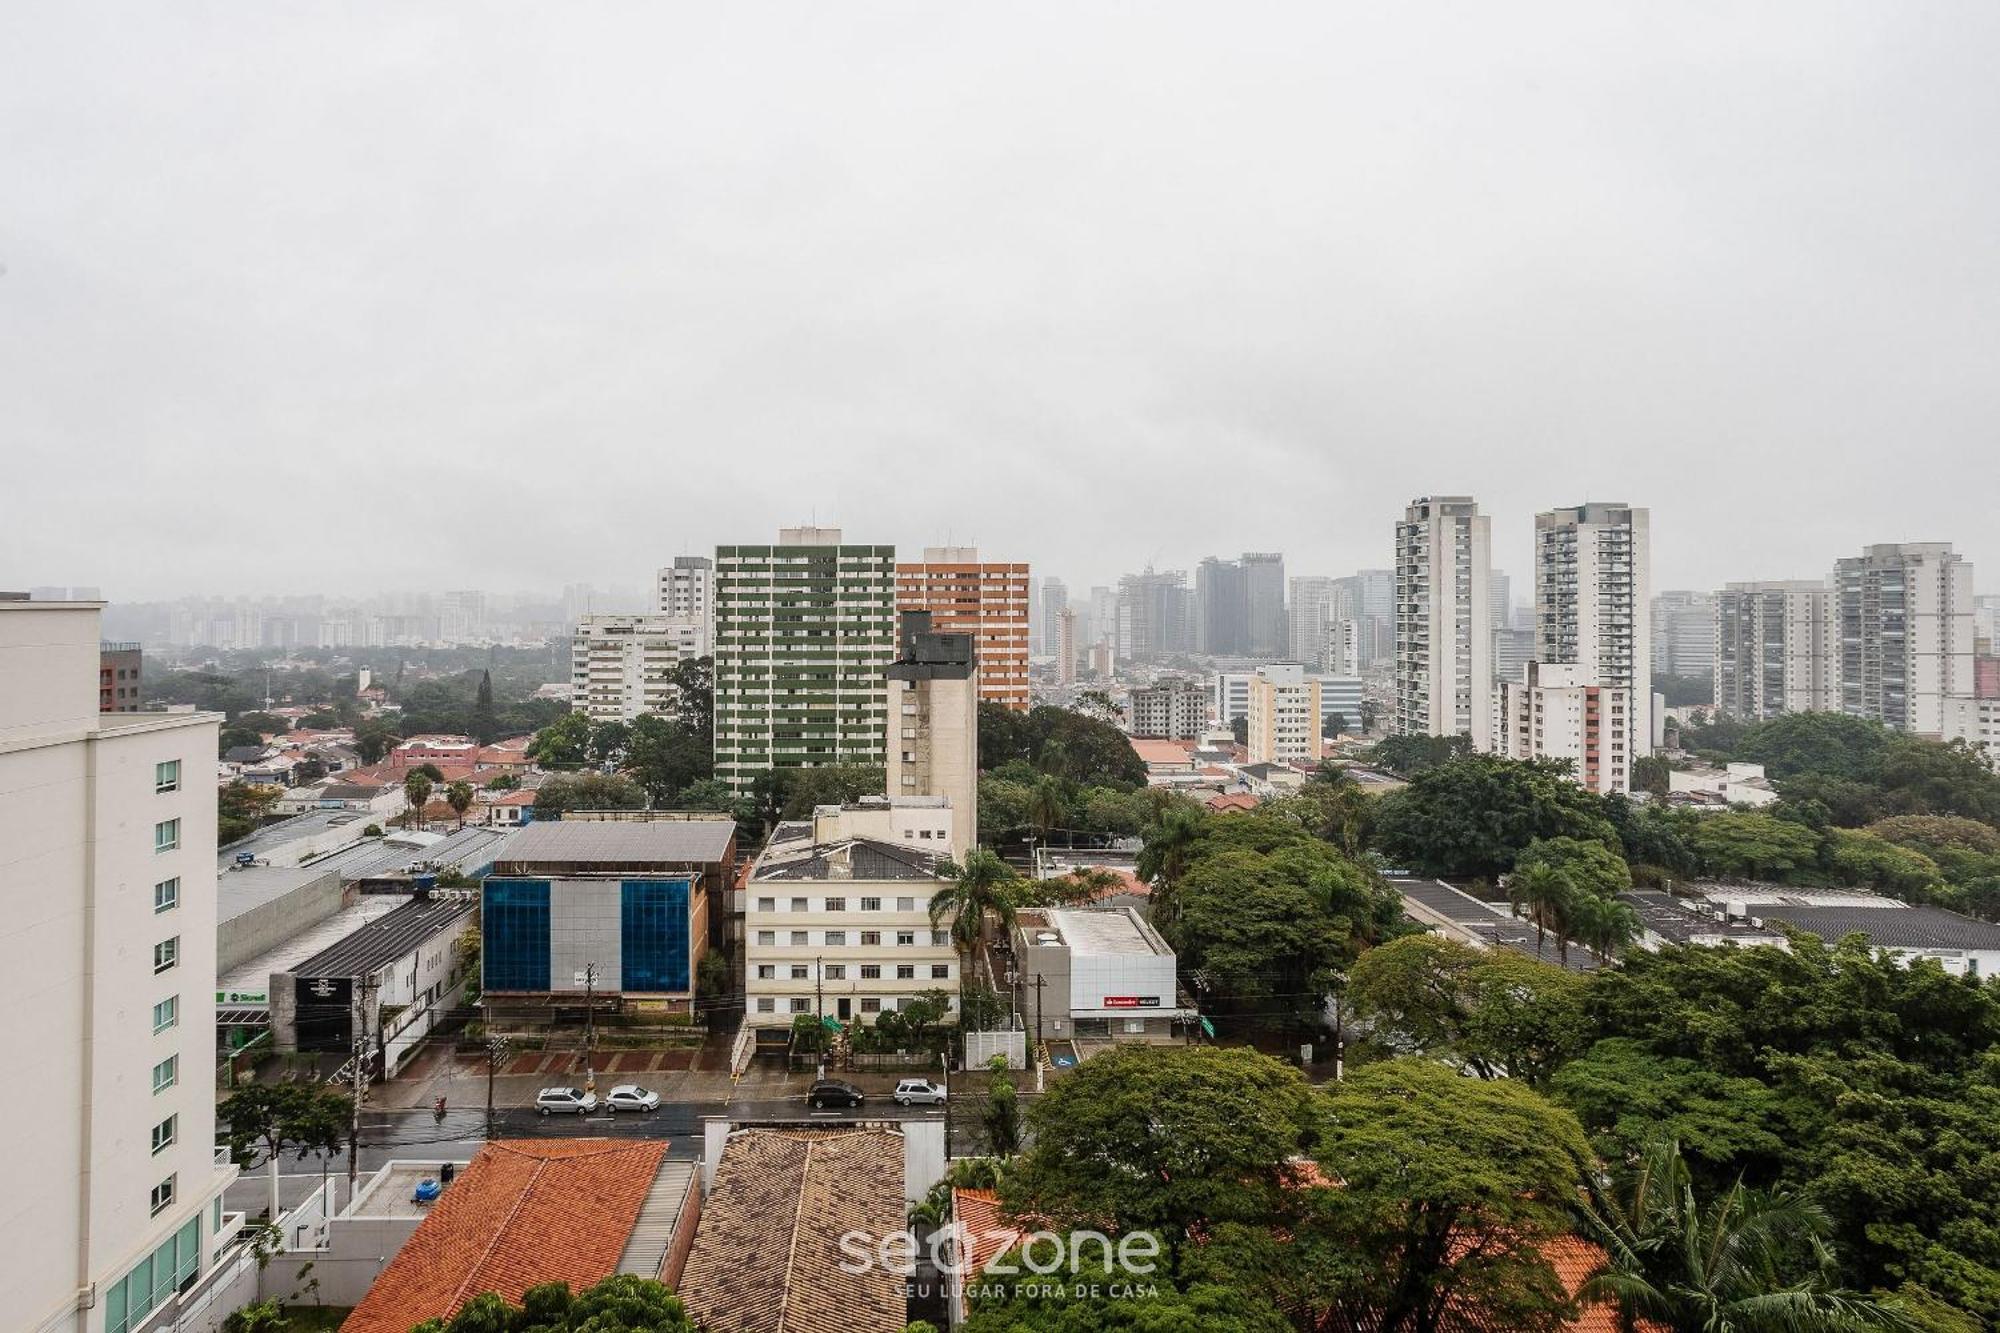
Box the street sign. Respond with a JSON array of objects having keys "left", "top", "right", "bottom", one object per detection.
[
  {"left": 1200, "top": 1016, "right": 1215, "bottom": 1038},
  {"left": 821, "top": 1016, "right": 842, "bottom": 1032}
]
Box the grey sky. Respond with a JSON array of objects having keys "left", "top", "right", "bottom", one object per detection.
[{"left": 5, "top": 3, "right": 1997, "bottom": 602}]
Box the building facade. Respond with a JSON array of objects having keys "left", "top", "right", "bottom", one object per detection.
[
  {"left": 1495, "top": 661, "right": 1633, "bottom": 794},
  {"left": 2, "top": 600, "right": 237, "bottom": 1333},
  {"left": 1534, "top": 502, "right": 1652, "bottom": 757},
  {"left": 713, "top": 529, "right": 897, "bottom": 793},
  {"left": 1127, "top": 678, "right": 1207, "bottom": 741},
  {"left": 1246, "top": 663, "right": 1323, "bottom": 765},
  {"left": 1288, "top": 576, "right": 1340, "bottom": 671},
  {"left": 894, "top": 548, "right": 1030, "bottom": 711},
  {"left": 1116, "top": 570, "right": 1194, "bottom": 662},
  {"left": 885, "top": 611, "right": 979, "bottom": 861},
  {"left": 1394, "top": 496, "right": 1494, "bottom": 749},
  {"left": 1713, "top": 580, "right": 1837, "bottom": 721},
  {"left": 569, "top": 614, "right": 706, "bottom": 722},
  {"left": 654, "top": 556, "right": 714, "bottom": 646},
  {"left": 1942, "top": 695, "right": 2000, "bottom": 766},
  {"left": 744, "top": 806, "right": 958, "bottom": 1027},
  {"left": 1833, "top": 542, "right": 1975, "bottom": 734},
  {"left": 100, "top": 642, "right": 142, "bottom": 713},
  {"left": 1651, "top": 590, "right": 1717, "bottom": 681}
]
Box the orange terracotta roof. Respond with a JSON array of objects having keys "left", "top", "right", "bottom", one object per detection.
[
  {"left": 1206, "top": 792, "right": 1259, "bottom": 812},
  {"left": 340, "top": 1138, "right": 667, "bottom": 1333},
  {"left": 953, "top": 1189, "right": 1024, "bottom": 1281},
  {"left": 1130, "top": 739, "right": 1195, "bottom": 766}
]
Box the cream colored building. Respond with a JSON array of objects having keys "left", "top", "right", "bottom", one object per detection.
[
  {"left": 1394, "top": 496, "right": 1494, "bottom": 748},
  {"left": 1714, "top": 580, "right": 1838, "bottom": 721},
  {"left": 569, "top": 614, "right": 706, "bottom": 722},
  {"left": 1, "top": 598, "right": 238, "bottom": 1333},
  {"left": 1246, "top": 663, "right": 1323, "bottom": 765},
  {"left": 1535, "top": 502, "right": 1652, "bottom": 757},
  {"left": 1495, "top": 661, "right": 1634, "bottom": 795},
  {"left": 1834, "top": 542, "right": 1975, "bottom": 734},
  {"left": 885, "top": 612, "right": 979, "bottom": 862},
  {"left": 743, "top": 800, "right": 959, "bottom": 1028}
]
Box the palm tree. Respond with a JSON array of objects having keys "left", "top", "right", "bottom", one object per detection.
[
  {"left": 1506, "top": 862, "right": 1572, "bottom": 962},
  {"left": 1570, "top": 892, "right": 1642, "bottom": 965},
  {"left": 1581, "top": 1138, "right": 1919, "bottom": 1333},
  {"left": 403, "top": 771, "right": 434, "bottom": 830},
  {"left": 1137, "top": 803, "right": 1205, "bottom": 933},
  {"left": 1027, "top": 775, "right": 1066, "bottom": 846},
  {"left": 445, "top": 780, "right": 475, "bottom": 829},
  {"left": 928, "top": 849, "right": 1021, "bottom": 1028}
]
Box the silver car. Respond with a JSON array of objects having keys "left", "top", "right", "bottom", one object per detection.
[
  {"left": 604, "top": 1084, "right": 661, "bottom": 1113},
  {"left": 893, "top": 1078, "right": 948, "bottom": 1106},
  {"left": 535, "top": 1086, "right": 598, "bottom": 1116}
]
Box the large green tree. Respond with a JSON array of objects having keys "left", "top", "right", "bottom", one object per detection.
[
  {"left": 219, "top": 1082, "right": 352, "bottom": 1221},
  {"left": 1346, "top": 934, "right": 1588, "bottom": 1084},
  {"left": 1373, "top": 755, "right": 1619, "bottom": 879},
  {"left": 409, "top": 1274, "right": 699, "bottom": 1332}
]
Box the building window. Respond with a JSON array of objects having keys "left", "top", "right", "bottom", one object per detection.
[
  {"left": 825, "top": 964, "right": 847, "bottom": 980},
  {"left": 861, "top": 964, "right": 881, "bottom": 979},
  {"left": 932, "top": 964, "right": 951, "bottom": 979},
  {"left": 154, "top": 819, "right": 180, "bottom": 853},
  {"left": 151, "top": 1115, "right": 177, "bottom": 1155},
  {"left": 860, "top": 930, "right": 881, "bottom": 946},
  {"left": 860, "top": 896, "right": 881, "bottom": 911},
  {"left": 154, "top": 760, "right": 180, "bottom": 794},
  {"left": 861, "top": 998, "right": 881, "bottom": 1014},
  {"left": 153, "top": 937, "right": 179, "bottom": 974},
  {"left": 756, "top": 897, "right": 775, "bottom": 912},
  {"left": 756, "top": 931, "right": 776, "bottom": 946},
  {"left": 825, "top": 897, "right": 846, "bottom": 912},
  {"left": 104, "top": 1217, "right": 201, "bottom": 1333},
  {"left": 756, "top": 997, "right": 775, "bottom": 1013},
  {"left": 152, "top": 1055, "right": 177, "bottom": 1093},
  {"left": 756, "top": 965, "right": 775, "bottom": 980},
  {"left": 154, "top": 877, "right": 179, "bottom": 913},
  {"left": 897, "top": 897, "right": 916, "bottom": 912},
  {"left": 790, "top": 930, "right": 808, "bottom": 946},
  {"left": 896, "top": 931, "right": 915, "bottom": 947},
  {"left": 932, "top": 930, "right": 951, "bottom": 947},
  {"left": 150, "top": 1174, "right": 177, "bottom": 1216},
  {"left": 791, "top": 965, "right": 810, "bottom": 980},
  {"left": 789, "top": 998, "right": 811, "bottom": 1014},
  {"left": 896, "top": 965, "right": 915, "bottom": 980},
  {"left": 153, "top": 996, "right": 178, "bottom": 1034},
  {"left": 824, "top": 930, "right": 846, "bottom": 946},
  {"left": 790, "top": 898, "right": 808, "bottom": 912}
]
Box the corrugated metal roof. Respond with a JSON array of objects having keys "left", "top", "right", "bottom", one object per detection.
[
  {"left": 1755, "top": 904, "right": 2000, "bottom": 950},
  {"left": 616, "top": 1159, "right": 698, "bottom": 1278},
  {"left": 291, "top": 894, "right": 478, "bottom": 980},
  {"left": 492, "top": 819, "right": 735, "bottom": 867}
]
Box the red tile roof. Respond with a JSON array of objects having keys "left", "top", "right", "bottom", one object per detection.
[
  {"left": 341, "top": 1138, "right": 667, "bottom": 1333},
  {"left": 953, "top": 1189, "right": 1024, "bottom": 1282},
  {"left": 1205, "top": 792, "right": 1259, "bottom": 812},
  {"left": 1130, "top": 739, "right": 1195, "bottom": 766}
]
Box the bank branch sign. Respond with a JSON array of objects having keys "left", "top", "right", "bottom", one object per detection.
[{"left": 1101, "top": 996, "right": 1161, "bottom": 1008}]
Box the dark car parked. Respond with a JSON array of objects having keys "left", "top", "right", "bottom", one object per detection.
[{"left": 807, "top": 1079, "right": 866, "bottom": 1109}]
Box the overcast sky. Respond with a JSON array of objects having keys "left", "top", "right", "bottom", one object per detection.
[{"left": 4, "top": 3, "right": 1997, "bottom": 604}]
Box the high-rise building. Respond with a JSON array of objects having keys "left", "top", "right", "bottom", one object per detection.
[
  {"left": 100, "top": 641, "right": 143, "bottom": 713},
  {"left": 1128, "top": 679, "right": 1207, "bottom": 741},
  {"left": 1534, "top": 502, "right": 1652, "bottom": 756},
  {"left": 1036, "top": 577, "right": 1068, "bottom": 658},
  {"left": 1056, "top": 607, "right": 1077, "bottom": 687},
  {"left": 1651, "top": 590, "right": 1717, "bottom": 681},
  {"left": 570, "top": 614, "right": 707, "bottom": 722},
  {"left": 1394, "top": 496, "right": 1494, "bottom": 749},
  {"left": 1288, "top": 576, "right": 1340, "bottom": 670},
  {"left": 886, "top": 611, "right": 979, "bottom": 861},
  {"left": 1196, "top": 557, "right": 1249, "bottom": 656},
  {"left": 1834, "top": 542, "right": 1975, "bottom": 734},
  {"left": 1328, "top": 618, "right": 1363, "bottom": 677},
  {"left": 1492, "top": 626, "right": 1534, "bottom": 687},
  {"left": 1, "top": 598, "right": 238, "bottom": 1333},
  {"left": 655, "top": 556, "right": 715, "bottom": 650},
  {"left": 1490, "top": 571, "right": 1513, "bottom": 629},
  {"left": 439, "top": 590, "right": 488, "bottom": 644},
  {"left": 1246, "top": 663, "right": 1323, "bottom": 765},
  {"left": 895, "top": 548, "right": 1031, "bottom": 712},
  {"left": 712, "top": 528, "right": 897, "bottom": 793},
  {"left": 1243, "top": 553, "right": 1287, "bottom": 658},
  {"left": 1116, "top": 570, "right": 1194, "bottom": 662},
  {"left": 1714, "top": 581, "right": 1837, "bottom": 721},
  {"left": 1496, "top": 661, "right": 1634, "bottom": 794}
]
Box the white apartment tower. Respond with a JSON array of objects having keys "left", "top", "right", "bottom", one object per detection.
[
  {"left": 1055, "top": 607, "right": 1077, "bottom": 687},
  {"left": 1394, "top": 496, "right": 1493, "bottom": 749},
  {"left": 885, "top": 612, "right": 980, "bottom": 862},
  {"left": 654, "top": 556, "right": 714, "bottom": 649},
  {"left": 1246, "top": 663, "right": 1324, "bottom": 765},
  {"left": 569, "top": 614, "right": 707, "bottom": 722},
  {"left": 1496, "top": 661, "right": 1634, "bottom": 795},
  {"left": 1, "top": 598, "right": 237, "bottom": 1333},
  {"left": 1534, "top": 502, "right": 1652, "bottom": 756},
  {"left": 1714, "top": 581, "right": 1838, "bottom": 722},
  {"left": 1288, "top": 576, "right": 1340, "bottom": 671},
  {"left": 1834, "top": 543, "right": 1975, "bottom": 734}
]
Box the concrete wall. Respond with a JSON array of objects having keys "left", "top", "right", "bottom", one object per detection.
[
  {"left": 217, "top": 869, "right": 347, "bottom": 973},
  {"left": 260, "top": 1215, "right": 423, "bottom": 1309},
  {"left": 549, "top": 877, "right": 624, "bottom": 991}
]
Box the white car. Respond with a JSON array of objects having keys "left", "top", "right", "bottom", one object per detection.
[
  {"left": 893, "top": 1078, "right": 948, "bottom": 1106},
  {"left": 535, "top": 1086, "right": 598, "bottom": 1116},
  {"left": 604, "top": 1084, "right": 661, "bottom": 1113}
]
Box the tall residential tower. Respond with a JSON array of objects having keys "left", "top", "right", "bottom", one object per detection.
[
  {"left": 1534, "top": 502, "right": 1652, "bottom": 756},
  {"left": 1393, "top": 496, "right": 1493, "bottom": 749}
]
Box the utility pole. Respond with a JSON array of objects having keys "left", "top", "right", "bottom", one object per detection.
[
  {"left": 485, "top": 1034, "right": 510, "bottom": 1139},
  {"left": 347, "top": 977, "right": 378, "bottom": 1204},
  {"left": 582, "top": 963, "right": 597, "bottom": 1094},
  {"left": 940, "top": 1050, "right": 951, "bottom": 1160},
  {"left": 1033, "top": 975, "right": 1045, "bottom": 1055},
  {"left": 815, "top": 956, "right": 824, "bottom": 1024}
]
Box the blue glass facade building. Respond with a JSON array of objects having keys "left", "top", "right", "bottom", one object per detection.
[{"left": 481, "top": 874, "right": 695, "bottom": 995}]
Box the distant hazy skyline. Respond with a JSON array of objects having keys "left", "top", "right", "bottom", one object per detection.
[{"left": 5, "top": 4, "right": 1998, "bottom": 601}]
